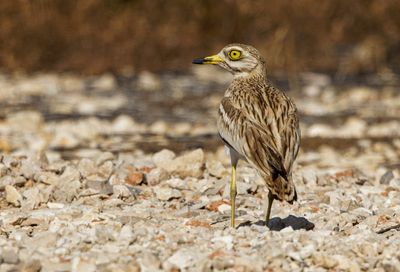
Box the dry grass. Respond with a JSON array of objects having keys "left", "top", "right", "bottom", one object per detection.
[{"left": 0, "top": 0, "right": 399, "bottom": 74}]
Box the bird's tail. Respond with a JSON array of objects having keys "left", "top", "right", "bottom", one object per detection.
[{"left": 265, "top": 174, "right": 297, "bottom": 204}]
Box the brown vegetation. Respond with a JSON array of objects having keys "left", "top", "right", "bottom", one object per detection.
[{"left": 0, "top": 0, "right": 399, "bottom": 74}]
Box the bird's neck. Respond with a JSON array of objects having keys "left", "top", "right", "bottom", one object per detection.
[
  {"left": 233, "top": 62, "right": 267, "bottom": 80},
  {"left": 226, "top": 67, "right": 267, "bottom": 98}
]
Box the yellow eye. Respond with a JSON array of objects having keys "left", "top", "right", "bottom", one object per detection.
[{"left": 228, "top": 50, "right": 241, "bottom": 60}]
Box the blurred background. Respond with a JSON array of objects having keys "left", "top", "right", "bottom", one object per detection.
[
  {"left": 0, "top": 0, "right": 399, "bottom": 75},
  {"left": 0, "top": 0, "right": 399, "bottom": 164}
]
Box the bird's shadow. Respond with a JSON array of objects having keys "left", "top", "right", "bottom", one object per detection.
[{"left": 238, "top": 215, "right": 315, "bottom": 231}]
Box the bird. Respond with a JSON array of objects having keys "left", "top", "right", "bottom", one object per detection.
[{"left": 193, "top": 44, "right": 300, "bottom": 228}]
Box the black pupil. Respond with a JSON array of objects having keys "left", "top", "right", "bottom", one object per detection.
[{"left": 230, "top": 51, "right": 240, "bottom": 59}]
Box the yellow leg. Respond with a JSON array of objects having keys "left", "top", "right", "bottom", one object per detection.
[
  {"left": 265, "top": 191, "right": 274, "bottom": 226},
  {"left": 230, "top": 165, "right": 237, "bottom": 228}
]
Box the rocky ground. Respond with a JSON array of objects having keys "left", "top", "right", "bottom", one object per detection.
[{"left": 0, "top": 68, "right": 400, "bottom": 271}]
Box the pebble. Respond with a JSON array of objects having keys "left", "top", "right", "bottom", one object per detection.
[
  {"left": 137, "top": 251, "right": 161, "bottom": 271},
  {"left": 153, "top": 149, "right": 205, "bottom": 178},
  {"left": 212, "top": 235, "right": 233, "bottom": 250},
  {"left": 112, "top": 115, "right": 141, "bottom": 133},
  {"left": 47, "top": 202, "right": 65, "bottom": 209},
  {"left": 1, "top": 72, "right": 399, "bottom": 271},
  {"left": 170, "top": 149, "right": 205, "bottom": 178},
  {"left": 5, "top": 185, "right": 22, "bottom": 207},
  {"left": 217, "top": 203, "right": 231, "bottom": 214},
  {"left": 302, "top": 168, "right": 318, "bottom": 185},
  {"left": 90, "top": 74, "right": 116, "bottom": 91},
  {"left": 19, "top": 159, "right": 41, "bottom": 181},
  {"left": 166, "top": 248, "right": 204, "bottom": 269},
  {"left": 152, "top": 149, "right": 176, "bottom": 169},
  {"left": 380, "top": 170, "right": 394, "bottom": 184},
  {"left": 206, "top": 160, "right": 228, "bottom": 178},
  {"left": 137, "top": 71, "right": 161, "bottom": 92},
  {"left": 52, "top": 166, "right": 81, "bottom": 202},
  {"left": 145, "top": 167, "right": 169, "bottom": 186},
  {"left": 155, "top": 187, "right": 182, "bottom": 201},
  {"left": 2, "top": 247, "right": 19, "bottom": 264},
  {"left": 0, "top": 163, "right": 7, "bottom": 177},
  {"left": 21, "top": 187, "right": 41, "bottom": 210},
  {"left": 166, "top": 178, "right": 187, "bottom": 190},
  {"left": 95, "top": 152, "right": 115, "bottom": 166},
  {"left": 113, "top": 185, "right": 132, "bottom": 199}
]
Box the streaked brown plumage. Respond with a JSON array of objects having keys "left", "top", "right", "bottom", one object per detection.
[{"left": 193, "top": 43, "right": 300, "bottom": 228}]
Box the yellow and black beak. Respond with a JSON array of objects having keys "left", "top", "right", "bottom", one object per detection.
[{"left": 192, "top": 54, "right": 224, "bottom": 65}]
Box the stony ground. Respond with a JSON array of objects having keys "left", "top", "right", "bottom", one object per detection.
[{"left": 0, "top": 68, "right": 400, "bottom": 271}]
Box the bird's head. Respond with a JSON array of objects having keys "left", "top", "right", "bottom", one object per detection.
[{"left": 193, "top": 44, "right": 266, "bottom": 77}]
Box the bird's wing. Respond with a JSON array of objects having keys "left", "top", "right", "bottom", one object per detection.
[
  {"left": 280, "top": 110, "right": 301, "bottom": 172},
  {"left": 219, "top": 94, "right": 291, "bottom": 180}
]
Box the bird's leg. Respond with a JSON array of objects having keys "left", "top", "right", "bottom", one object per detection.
[
  {"left": 230, "top": 164, "right": 237, "bottom": 228},
  {"left": 265, "top": 191, "right": 274, "bottom": 227}
]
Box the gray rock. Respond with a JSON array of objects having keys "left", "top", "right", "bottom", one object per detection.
[{"left": 379, "top": 170, "right": 394, "bottom": 184}]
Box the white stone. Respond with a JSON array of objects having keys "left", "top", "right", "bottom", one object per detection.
[
  {"left": 5, "top": 185, "right": 22, "bottom": 207},
  {"left": 152, "top": 149, "right": 176, "bottom": 169},
  {"left": 217, "top": 203, "right": 231, "bottom": 214},
  {"left": 155, "top": 187, "right": 182, "bottom": 201},
  {"left": 47, "top": 202, "right": 65, "bottom": 209},
  {"left": 206, "top": 160, "right": 228, "bottom": 178},
  {"left": 137, "top": 71, "right": 161, "bottom": 92},
  {"left": 212, "top": 235, "right": 234, "bottom": 250},
  {"left": 113, "top": 185, "right": 132, "bottom": 199},
  {"left": 146, "top": 167, "right": 169, "bottom": 186},
  {"left": 167, "top": 248, "right": 203, "bottom": 269},
  {"left": 21, "top": 187, "right": 41, "bottom": 210}
]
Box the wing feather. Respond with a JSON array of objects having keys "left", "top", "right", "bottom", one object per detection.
[{"left": 218, "top": 89, "right": 299, "bottom": 180}]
